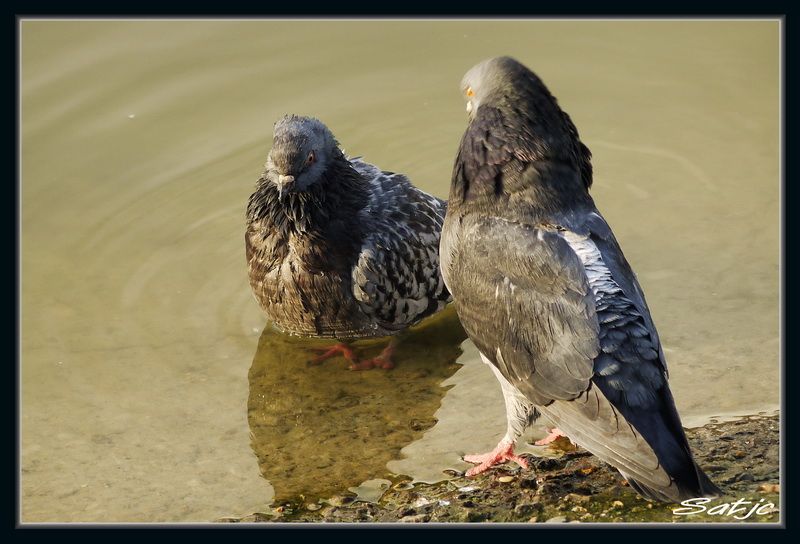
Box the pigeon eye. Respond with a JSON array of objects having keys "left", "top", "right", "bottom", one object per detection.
[
  {"left": 306, "top": 151, "right": 316, "bottom": 165},
  {"left": 466, "top": 87, "right": 475, "bottom": 98}
]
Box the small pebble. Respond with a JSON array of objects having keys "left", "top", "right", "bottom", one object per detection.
[
  {"left": 413, "top": 497, "right": 433, "bottom": 508},
  {"left": 611, "top": 500, "right": 624, "bottom": 508},
  {"left": 498, "top": 476, "right": 514, "bottom": 483},
  {"left": 399, "top": 514, "right": 430, "bottom": 523},
  {"left": 306, "top": 503, "right": 321, "bottom": 511},
  {"left": 544, "top": 515, "right": 567, "bottom": 523},
  {"left": 327, "top": 495, "right": 354, "bottom": 507},
  {"left": 758, "top": 483, "right": 780, "bottom": 493},
  {"left": 571, "top": 505, "right": 587, "bottom": 513}
]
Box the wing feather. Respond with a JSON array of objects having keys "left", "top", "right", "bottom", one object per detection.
[{"left": 351, "top": 165, "right": 450, "bottom": 330}]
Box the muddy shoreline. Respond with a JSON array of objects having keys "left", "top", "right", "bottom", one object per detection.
[{"left": 221, "top": 413, "right": 780, "bottom": 524}]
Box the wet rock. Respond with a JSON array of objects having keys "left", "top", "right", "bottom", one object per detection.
[
  {"left": 513, "top": 503, "right": 540, "bottom": 517},
  {"left": 466, "top": 511, "right": 488, "bottom": 522},
  {"left": 564, "top": 493, "right": 591, "bottom": 504},
  {"left": 535, "top": 458, "right": 561, "bottom": 471},
  {"left": 256, "top": 414, "right": 778, "bottom": 524}
]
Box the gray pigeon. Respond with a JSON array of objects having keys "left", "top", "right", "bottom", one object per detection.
[
  {"left": 440, "top": 57, "right": 720, "bottom": 502},
  {"left": 246, "top": 115, "right": 450, "bottom": 369}
]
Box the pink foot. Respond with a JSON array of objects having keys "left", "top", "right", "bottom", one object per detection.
[
  {"left": 463, "top": 441, "right": 529, "bottom": 477},
  {"left": 308, "top": 343, "right": 357, "bottom": 366},
  {"left": 534, "top": 427, "right": 567, "bottom": 446},
  {"left": 356, "top": 343, "right": 396, "bottom": 371}
]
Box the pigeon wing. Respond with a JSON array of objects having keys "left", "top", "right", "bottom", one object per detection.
[
  {"left": 443, "top": 215, "right": 599, "bottom": 404},
  {"left": 351, "top": 171, "right": 450, "bottom": 331},
  {"left": 445, "top": 214, "right": 718, "bottom": 501}
]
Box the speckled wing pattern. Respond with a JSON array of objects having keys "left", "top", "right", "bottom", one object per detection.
[{"left": 349, "top": 158, "right": 451, "bottom": 332}]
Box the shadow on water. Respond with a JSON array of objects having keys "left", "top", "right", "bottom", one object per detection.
[{"left": 247, "top": 306, "right": 468, "bottom": 505}]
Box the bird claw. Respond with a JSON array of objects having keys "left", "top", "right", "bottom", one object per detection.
[
  {"left": 349, "top": 343, "right": 396, "bottom": 371},
  {"left": 534, "top": 427, "right": 567, "bottom": 446},
  {"left": 463, "top": 442, "right": 529, "bottom": 476},
  {"left": 307, "top": 343, "right": 356, "bottom": 366},
  {"left": 348, "top": 355, "right": 394, "bottom": 371}
]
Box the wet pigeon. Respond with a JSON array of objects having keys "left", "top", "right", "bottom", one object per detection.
[
  {"left": 246, "top": 115, "right": 450, "bottom": 369},
  {"left": 440, "top": 57, "right": 720, "bottom": 502}
]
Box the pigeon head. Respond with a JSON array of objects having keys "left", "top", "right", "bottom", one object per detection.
[
  {"left": 461, "top": 56, "right": 508, "bottom": 116},
  {"left": 460, "top": 56, "right": 541, "bottom": 117},
  {"left": 266, "top": 115, "right": 339, "bottom": 197},
  {"left": 459, "top": 56, "right": 593, "bottom": 190}
]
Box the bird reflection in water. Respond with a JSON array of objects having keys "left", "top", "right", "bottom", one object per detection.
[{"left": 247, "top": 306, "right": 467, "bottom": 506}]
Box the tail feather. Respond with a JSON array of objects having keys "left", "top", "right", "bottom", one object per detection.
[{"left": 539, "top": 384, "right": 720, "bottom": 502}]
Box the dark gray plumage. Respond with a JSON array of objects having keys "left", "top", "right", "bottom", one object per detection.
[
  {"left": 246, "top": 115, "right": 450, "bottom": 340},
  {"left": 440, "top": 57, "right": 720, "bottom": 502}
]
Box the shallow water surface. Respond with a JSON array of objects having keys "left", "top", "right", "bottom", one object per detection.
[{"left": 20, "top": 20, "right": 779, "bottom": 522}]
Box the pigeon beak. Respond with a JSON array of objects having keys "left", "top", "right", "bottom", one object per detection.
[{"left": 276, "top": 175, "right": 295, "bottom": 200}]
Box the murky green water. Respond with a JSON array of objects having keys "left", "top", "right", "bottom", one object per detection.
[{"left": 20, "top": 19, "right": 779, "bottom": 522}]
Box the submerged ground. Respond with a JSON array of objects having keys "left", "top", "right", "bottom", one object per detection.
[{"left": 222, "top": 414, "right": 780, "bottom": 524}]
